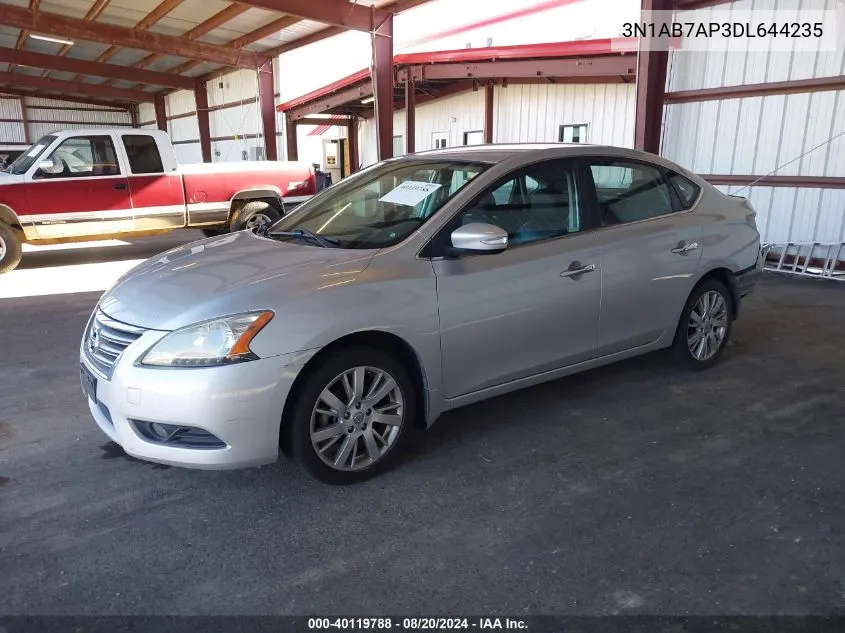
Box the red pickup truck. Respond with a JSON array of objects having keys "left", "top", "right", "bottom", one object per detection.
[{"left": 0, "top": 128, "right": 318, "bottom": 272}]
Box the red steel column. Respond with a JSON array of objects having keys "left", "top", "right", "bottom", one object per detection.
[
  {"left": 404, "top": 77, "right": 415, "bottom": 154},
  {"left": 634, "top": 0, "right": 670, "bottom": 154},
  {"left": 372, "top": 12, "right": 393, "bottom": 161},
  {"left": 194, "top": 79, "right": 212, "bottom": 162},
  {"left": 154, "top": 93, "right": 167, "bottom": 132},
  {"left": 348, "top": 117, "right": 359, "bottom": 173},
  {"left": 285, "top": 114, "right": 298, "bottom": 161},
  {"left": 258, "top": 61, "right": 278, "bottom": 160},
  {"left": 483, "top": 82, "right": 494, "bottom": 143}
]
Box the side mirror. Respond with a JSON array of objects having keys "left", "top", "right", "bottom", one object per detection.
[
  {"left": 37, "top": 158, "right": 61, "bottom": 174},
  {"left": 449, "top": 222, "right": 508, "bottom": 255}
]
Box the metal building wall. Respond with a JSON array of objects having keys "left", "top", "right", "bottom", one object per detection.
[
  {"left": 138, "top": 103, "right": 157, "bottom": 129},
  {"left": 165, "top": 89, "right": 202, "bottom": 164},
  {"left": 208, "top": 69, "right": 265, "bottom": 162},
  {"left": 494, "top": 83, "right": 635, "bottom": 146},
  {"left": 661, "top": 0, "right": 845, "bottom": 245},
  {"left": 24, "top": 97, "right": 131, "bottom": 140},
  {"left": 0, "top": 97, "right": 26, "bottom": 145}
]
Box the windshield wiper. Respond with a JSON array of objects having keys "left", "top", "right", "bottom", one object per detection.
[{"left": 265, "top": 227, "right": 340, "bottom": 248}]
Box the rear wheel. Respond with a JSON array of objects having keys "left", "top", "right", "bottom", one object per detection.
[
  {"left": 0, "top": 222, "right": 23, "bottom": 274},
  {"left": 230, "top": 200, "right": 282, "bottom": 233},
  {"left": 672, "top": 279, "right": 733, "bottom": 370},
  {"left": 287, "top": 347, "right": 416, "bottom": 485}
]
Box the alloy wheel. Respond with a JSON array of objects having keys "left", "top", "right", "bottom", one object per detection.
[
  {"left": 245, "top": 213, "right": 272, "bottom": 231},
  {"left": 0, "top": 234, "right": 5, "bottom": 261},
  {"left": 687, "top": 290, "right": 729, "bottom": 361},
  {"left": 309, "top": 366, "right": 405, "bottom": 472}
]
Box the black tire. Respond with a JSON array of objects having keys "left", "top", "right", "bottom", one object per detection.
[
  {"left": 671, "top": 278, "right": 734, "bottom": 370},
  {"left": 286, "top": 347, "right": 417, "bottom": 485},
  {"left": 201, "top": 227, "right": 229, "bottom": 238},
  {"left": 0, "top": 222, "right": 23, "bottom": 274},
  {"left": 230, "top": 199, "right": 282, "bottom": 233}
]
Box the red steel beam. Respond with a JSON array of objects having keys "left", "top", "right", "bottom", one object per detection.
[
  {"left": 373, "top": 13, "right": 394, "bottom": 161},
  {"left": 483, "top": 82, "right": 493, "bottom": 143},
  {"left": 288, "top": 82, "right": 373, "bottom": 120},
  {"left": 258, "top": 61, "right": 278, "bottom": 161},
  {"left": 634, "top": 0, "right": 670, "bottom": 154},
  {"left": 347, "top": 118, "right": 359, "bottom": 173},
  {"left": 0, "top": 4, "right": 263, "bottom": 69},
  {"left": 0, "top": 47, "right": 194, "bottom": 90},
  {"left": 154, "top": 93, "right": 168, "bottom": 131},
  {"left": 231, "top": 0, "right": 387, "bottom": 32},
  {"left": 0, "top": 87, "right": 132, "bottom": 109},
  {"left": 0, "top": 71, "right": 155, "bottom": 103},
  {"left": 195, "top": 79, "right": 212, "bottom": 162},
  {"left": 398, "top": 56, "right": 636, "bottom": 82},
  {"left": 404, "top": 78, "right": 415, "bottom": 154},
  {"left": 665, "top": 75, "right": 845, "bottom": 104},
  {"left": 285, "top": 115, "right": 298, "bottom": 161}
]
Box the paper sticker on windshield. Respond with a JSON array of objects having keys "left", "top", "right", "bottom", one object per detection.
[
  {"left": 378, "top": 181, "right": 442, "bottom": 206},
  {"left": 27, "top": 144, "right": 46, "bottom": 158}
]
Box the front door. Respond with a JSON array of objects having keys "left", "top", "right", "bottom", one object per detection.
[
  {"left": 27, "top": 134, "right": 133, "bottom": 239},
  {"left": 432, "top": 158, "right": 602, "bottom": 399},
  {"left": 585, "top": 157, "right": 704, "bottom": 357}
]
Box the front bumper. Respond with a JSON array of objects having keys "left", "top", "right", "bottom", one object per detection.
[{"left": 80, "top": 334, "right": 315, "bottom": 470}]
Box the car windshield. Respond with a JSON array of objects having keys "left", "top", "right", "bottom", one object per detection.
[
  {"left": 267, "top": 159, "right": 489, "bottom": 249},
  {"left": 4, "top": 135, "right": 57, "bottom": 175}
]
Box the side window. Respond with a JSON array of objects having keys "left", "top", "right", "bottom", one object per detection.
[
  {"left": 455, "top": 159, "right": 581, "bottom": 247},
  {"left": 122, "top": 135, "right": 164, "bottom": 174},
  {"left": 588, "top": 159, "right": 674, "bottom": 226},
  {"left": 34, "top": 136, "right": 120, "bottom": 179},
  {"left": 666, "top": 170, "right": 701, "bottom": 209}
]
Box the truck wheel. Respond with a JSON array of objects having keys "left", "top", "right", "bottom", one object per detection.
[
  {"left": 230, "top": 200, "right": 282, "bottom": 233},
  {"left": 0, "top": 222, "right": 23, "bottom": 274}
]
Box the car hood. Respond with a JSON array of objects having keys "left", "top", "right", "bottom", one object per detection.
[
  {"left": 0, "top": 172, "right": 24, "bottom": 184},
  {"left": 99, "top": 230, "right": 377, "bottom": 331}
]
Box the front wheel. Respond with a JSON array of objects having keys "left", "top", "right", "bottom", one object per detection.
[
  {"left": 287, "top": 348, "right": 417, "bottom": 485},
  {"left": 672, "top": 279, "right": 734, "bottom": 370},
  {"left": 0, "top": 222, "right": 23, "bottom": 274}
]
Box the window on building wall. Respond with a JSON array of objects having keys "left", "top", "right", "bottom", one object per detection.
[
  {"left": 463, "top": 130, "right": 484, "bottom": 146},
  {"left": 393, "top": 135, "right": 405, "bottom": 156},
  {"left": 432, "top": 132, "right": 448, "bottom": 149},
  {"left": 559, "top": 124, "right": 588, "bottom": 144}
]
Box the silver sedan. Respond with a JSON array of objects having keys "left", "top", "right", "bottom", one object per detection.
[{"left": 79, "top": 144, "right": 763, "bottom": 484}]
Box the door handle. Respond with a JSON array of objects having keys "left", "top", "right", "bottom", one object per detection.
[
  {"left": 113, "top": 182, "right": 128, "bottom": 190},
  {"left": 671, "top": 240, "right": 699, "bottom": 255},
  {"left": 560, "top": 262, "right": 596, "bottom": 278}
]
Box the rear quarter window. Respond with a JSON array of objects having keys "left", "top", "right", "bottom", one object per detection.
[{"left": 667, "top": 171, "right": 702, "bottom": 209}]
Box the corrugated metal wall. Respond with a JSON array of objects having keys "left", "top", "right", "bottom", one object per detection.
[
  {"left": 0, "top": 97, "right": 26, "bottom": 144},
  {"left": 165, "top": 90, "right": 202, "bottom": 164},
  {"left": 138, "top": 103, "right": 157, "bottom": 129},
  {"left": 494, "top": 83, "right": 635, "bottom": 146},
  {"left": 208, "top": 69, "right": 265, "bottom": 161},
  {"left": 662, "top": 0, "right": 845, "bottom": 244},
  {"left": 357, "top": 83, "right": 635, "bottom": 168}
]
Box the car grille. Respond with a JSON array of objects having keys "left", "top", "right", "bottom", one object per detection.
[{"left": 83, "top": 309, "right": 148, "bottom": 378}]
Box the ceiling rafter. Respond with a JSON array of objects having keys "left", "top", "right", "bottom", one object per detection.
[
  {"left": 0, "top": 4, "right": 264, "bottom": 68},
  {"left": 0, "top": 47, "right": 195, "bottom": 90},
  {"left": 43, "top": 0, "right": 112, "bottom": 79},
  {"left": 116, "top": 2, "right": 254, "bottom": 89},
  {"left": 0, "top": 71, "right": 154, "bottom": 103}
]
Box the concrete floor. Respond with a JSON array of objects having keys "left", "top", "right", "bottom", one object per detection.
[{"left": 1, "top": 233, "right": 844, "bottom": 616}]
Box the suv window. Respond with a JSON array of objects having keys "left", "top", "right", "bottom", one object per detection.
[
  {"left": 34, "top": 135, "right": 120, "bottom": 179},
  {"left": 588, "top": 159, "right": 674, "bottom": 226},
  {"left": 453, "top": 159, "right": 581, "bottom": 247},
  {"left": 123, "top": 135, "right": 164, "bottom": 174},
  {"left": 666, "top": 170, "right": 701, "bottom": 209}
]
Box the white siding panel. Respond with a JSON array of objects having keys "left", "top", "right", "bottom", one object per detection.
[
  {"left": 741, "top": 186, "right": 845, "bottom": 244},
  {"left": 166, "top": 90, "right": 196, "bottom": 117},
  {"left": 211, "top": 138, "right": 264, "bottom": 162},
  {"left": 0, "top": 97, "right": 25, "bottom": 144},
  {"left": 413, "top": 90, "right": 484, "bottom": 150},
  {"left": 173, "top": 143, "right": 203, "bottom": 165},
  {"left": 138, "top": 103, "right": 156, "bottom": 125},
  {"left": 358, "top": 117, "right": 377, "bottom": 168},
  {"left": 26, "top": 108, "right": 131, "bottom": 126},
  {"left": 207, "top": 69, "right": 258, "bottom": 107},
  {"left": 210, "top": 103, "right": 261, "bottom": 139},
  {"left": 0, "top": 97, "right": 23, "bottom": 120},
  {"left": 169, "top": 115, "right": 199, "bottom": 143},
  {"left": 494, "top": 83, "right": 634, "bottom": 147}
]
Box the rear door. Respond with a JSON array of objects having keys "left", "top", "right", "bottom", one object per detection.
[
  {"left": 584, "top": 156, "right": 704, "bottom": 357},
  {"left": 27, "top": 134, "right": 133, "bottom": 239},
  {"left": 120, "top": 133, "right": 186, "bottom": 231}
]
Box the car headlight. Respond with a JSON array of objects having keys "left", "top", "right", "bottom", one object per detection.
[{"left": 139, "top": 311, "right": 273, "bottom": 367}]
